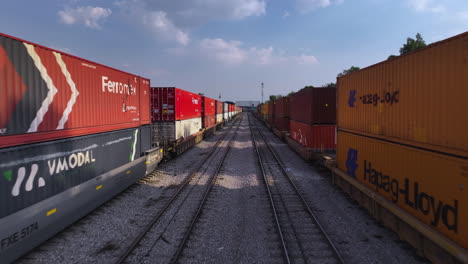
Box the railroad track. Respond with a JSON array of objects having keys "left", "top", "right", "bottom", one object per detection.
[
  {"left": 117, "top": 115, "right": 242, "bottom": 263},
  {"left": 248, "top": 113, "right": 344, "bottom": 264}
]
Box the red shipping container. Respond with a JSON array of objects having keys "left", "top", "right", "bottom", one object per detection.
[
  {"left": 151, "top": 87, "right": 202, "bottom": 121},
  {"left": 203, "top": 115, "right": 216, "bottom": 128},
  {"left": 275, "top": 97, "right": 290, "bottom": 118},
  {"left": 216, "top": 100, "right": 223, "bottom": 115},
  {"left": 289, "top": 120, "right": 336, "bottom": 151},
  {"left": 290, "top": 87, "right": 336, "bottom": 124},
  {"left": 0, "top": 33, "right": 150, "bottom": 148},
  {"left": 203, "top": 97, "right": 216, "bottom": 116}
]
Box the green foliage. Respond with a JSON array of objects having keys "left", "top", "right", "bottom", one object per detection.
[
  {"left": 387, "top": 55, "right": 398, "bottom": 60},
  {"left": 399, "top": 33, "right": 426, "bottom": 55},
  {"left": 337, "top": 66, "right": 360, "bottom": 78},
  {"left": 269, "top": 95, "right": 277, "bottom": 101},
  {"left": 323, "top": 82, "right": 336, "bottom": 88},
  {"left": 288, "top": 91, "right": 296, "bottom": 96}
]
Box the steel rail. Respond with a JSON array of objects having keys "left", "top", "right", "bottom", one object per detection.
[
  {"left": 170, "top": 114, "right": 243, "bottom": 264},
  {"left": 248, "top": 113, "right": 291, "bottom": 264},
  {"left": 254, "top": 115, "right": 345, "bottom": 264},
  {"left": 116, "top": 115, "right": 242, "bottom": 264}
]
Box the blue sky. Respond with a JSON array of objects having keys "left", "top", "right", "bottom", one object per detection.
[{"left": 1, "top": 0, "right": 467, "bottom": 102}]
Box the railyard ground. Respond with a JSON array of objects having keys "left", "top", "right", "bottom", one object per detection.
[{"left": 19, "top": 113, "right": 427, "bottom": 264}]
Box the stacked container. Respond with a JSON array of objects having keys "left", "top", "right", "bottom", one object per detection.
[
  {"left": 261, "top": 103, "right": 269, "bottom": 121},
  {"left": 273, "top": 97, "right": 290, "bottom": 132},
  {"left": 202, "top": 96, "right": 216, "bottom": 129},
  {"left": 268, "top": 101, "right": 275, "bottom": 126},
  {"left": 289, "top": 87, "right": 336, "bottom": 152},
  {"left": 151, "top": 87, "right": 202, "bottom": 147},
  {"left": 336, "top": 32, "right": 468, "bottom": 251},
  {"left": 216, "top": 100, "right": 223, "bottom": 124}
]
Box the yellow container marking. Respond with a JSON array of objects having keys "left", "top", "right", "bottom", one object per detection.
[
  {"left": 126, "top": 170, "right": 131, "bottom": 174},
  {"left": 145, "top": 161, "right": 150, "bottom": 164},
  {"left": 47, "top": 208, "right": 57, "bottom": 216},
  {"left": 96, "top": 185, "right": 103, "bottom": 190}
]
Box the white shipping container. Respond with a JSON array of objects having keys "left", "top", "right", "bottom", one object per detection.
[
  {"left": 216, "top": 114, "right": 223, "bottom": 123},
  {"left": 152, "top": 117, "right": 202, "bottom": 147}
]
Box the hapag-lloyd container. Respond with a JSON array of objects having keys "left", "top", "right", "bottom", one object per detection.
[
  {"left": 0, "top": 33, "right": 151, "bottom": 148},
  {"left": 289, "top": 120, "right": 336, "bottom": 151},
  {"left": 290, "top": 87, "right": 336, "bottom": 124},
  {"left": 337, "top": 32, "right": 468, "bottom": 157},
  {"left": 336, "top": 131, "right": 468, "bottom": 249}
]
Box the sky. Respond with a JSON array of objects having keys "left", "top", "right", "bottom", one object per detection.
[{"left": 0, "top": 0, "right": 467, "bottom": 102}]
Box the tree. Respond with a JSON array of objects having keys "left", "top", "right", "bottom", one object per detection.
[
  {"left": 399, "top": 33, "right": 426, "bottom": 55},
  {"left": 288, "top": 91, "right": 295, "bottom": 96},
  {"left": 323, "top": 82, "right": 336, "bottom": 88},
  {"left": 337, "top": 66, "right": 360, "bottom": 78},
  {"left": 269, "top": 95, "right": 277, "bottom": 101}
]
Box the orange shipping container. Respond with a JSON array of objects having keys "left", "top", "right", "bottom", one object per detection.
[
  {"left": 336, "top": 131, "right": 468, "bottom": 249},
  {"left": 337, "top": 32, "right": 468, "bottom": 157}
]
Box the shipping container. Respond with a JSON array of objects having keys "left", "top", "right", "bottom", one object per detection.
[
  {"left": 289, "top": 120, "right": 336, "bottom": 151},
  {"left": 151, "top": 87, "right": 202, "bottom": 121},
  {"left": 261, "top": 103, "right": 269, "bottom": 121},
  {"left": 0, "top": 125, "right": 152, "bottom": 263},
  {"left": 151, "top": 117, "right": 202, "bottom": 147},
  {"left": 289, "top": 87, "right": 336, "bottom": 124},
  {"left": 268, "top": 101, "right": 275, "bottom": 125},
  {"left": 275, "top": 97, "right": 290, "bottom": 118},
  {"left": 273, "top": 97, "right": 290, "bottom": 131},
  {"left": 0, "top": 33, "right": 150, "bottom": 148},
  {"left": 223, "top": 103, "right": 229, "bottom": 121},
  {"left": 216, "top": 100, "right": 223, "bottom": 116},
  {"left": 202, "top": 96, "right": 216, "bottom": 129},
  {"left": 337, "top": 32, "right": 468, "bottom": 157},
  {"left": 336, "top": 131, "right": 468, "bottom": 249}
]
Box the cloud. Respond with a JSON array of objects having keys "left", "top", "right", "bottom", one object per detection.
[
  {"left": 200, "top": 38, "right": 247, "bottom": 65},
  {"left": 200, "top": 38, "right": 318, "bottom": 66},
  {"left": 58, "top": 6, "right": 112, "bottom": 28},
  {"left": 406, "top": 0, "right": 445, "bottom": 13},
  {"left": 143, "top": 11, "right": 189, "bottom": 45},
  {"left": 282, "top": 11, "right": 290, "bottom": 18},
  {"left": 115, "top": 0, "right": 266, "bottom": 44},
  {"left": 296, "top": 0, "right": 343, "bottom": 13}
]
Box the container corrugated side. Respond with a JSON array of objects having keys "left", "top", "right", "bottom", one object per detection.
[
  {"left": 0, "top": 33, "right": 149, "bottom": 148},
  {"left": 336, "top": 131, "right": 468, "bottom": 249},
  {"left": 289, "top": 120, "right": 336, "bottom": 151},
  {"left": 337, "top": 32, "right": 468, "bottom": 157},
  {"left": 216, "top": 100, "right": 223, "bottom": 116},
  {"left": 268, "top": 101, "right": 275, "bottom": 125},
  {"left": 275, "top": 97, "right": 290, "bottom": 118},
  {"left": 151, "top": 117, "right": 202, "bottom": 146},
  {"left": 290, "top": 87, "right": 336, "bottom": 124},
  {"left": 261, "top": 103, "right": 269, "bottom": 120},
  {"left": 152, "top": 87, "right": 202, "bottom": 121}
]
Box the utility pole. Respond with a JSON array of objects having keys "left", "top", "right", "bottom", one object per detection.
[{"left": 261, "top": 82, "right": 264, "bottom": 104}]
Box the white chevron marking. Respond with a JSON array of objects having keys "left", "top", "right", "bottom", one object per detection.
[
  {"left": 24, "top": 43, "right": 58, "bottom": 133},
  {"left": 54, "top": 52, "right": 79, "bottom": 130}
]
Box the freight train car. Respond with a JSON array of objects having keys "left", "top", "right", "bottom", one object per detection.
[
  {"left": 150, "top": 87, "right": 203, "bottom": 154},
  {"left": 0, "top": 33, "right": 162, "bottom": 263}
]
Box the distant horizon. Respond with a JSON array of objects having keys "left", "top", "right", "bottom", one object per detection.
[{"left": 1, "top": 0, "right": 467, "bottom": 102}]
